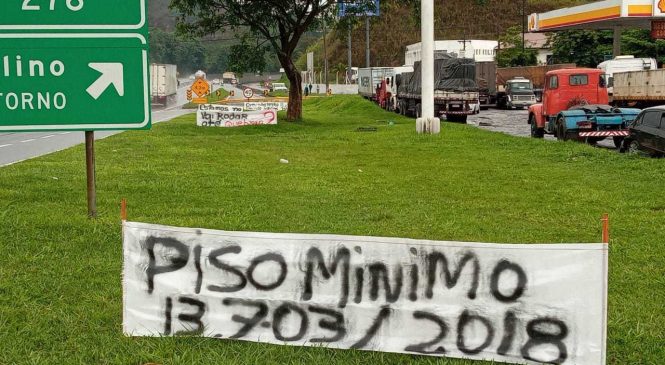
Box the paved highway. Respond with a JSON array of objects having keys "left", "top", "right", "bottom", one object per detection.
[{"left": 0, "top": 86, "right": 194, "bottom": 167}]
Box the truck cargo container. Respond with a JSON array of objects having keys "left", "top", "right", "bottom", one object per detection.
[
  {"left": 613, "top": 69, "right": 665, "bottom": 108},
  {"left": 358, "top": 67, "right": 397, "bottom": 99},
  {"left": 370, "top": 66, "right": 414, "bottom": 109},
  {"left": 150, "top": 64, "right": 178, "bottom": 108}
]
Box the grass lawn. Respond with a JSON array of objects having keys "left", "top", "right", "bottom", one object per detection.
[
  {"left": 268, "top": 90, "right": 289, "bottom": 98},
  {"left": 0, "top": 96, "right": 663, "bottom": 364}
]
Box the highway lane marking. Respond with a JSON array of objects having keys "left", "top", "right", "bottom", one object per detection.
[
  {"left": 0, "top": 144, "right": 12, "bottom": 148},
  {"left": 41, "top": 135, "right": 55, "bottom": 139},
  {"left": 59, "top": 132, "right": 70, "bottom": 135},
  {"left": 20, "top": 139, "right": 36, "bottom": 143}
]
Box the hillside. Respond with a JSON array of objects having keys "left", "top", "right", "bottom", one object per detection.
[
  {"left": 148, "top": 0, "right": 177, "bottom": 30},
  {"left": 146, "top": 0, "right": 597, "bottom": 74},
  {"left": 306, "top": 0, "right": 596, "bottom": 69}
]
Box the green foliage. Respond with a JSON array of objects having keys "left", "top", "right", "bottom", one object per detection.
[
  {"left": 149, "top": 28, "right": 207, "bottom": 74},
  {"left": 226, "top": 36, "right": 268, "bottom": 77},
  {"left": 497, "top": 26, "right": 538, "bottom": 67},
  {"left": 204, "top": 44, "right": 230, "bottom": 74},
  {"left": 550, "top": 30, "right": 613, "bottom": 67},
  {"left": 551, "top": 29, "right": 665, "bottom": 67},
  {"left": 0, "top": 96, "right": 663, "bottom": 364},
  {"left": 621, "top": 29, "right": 665, "bottom": 65}
]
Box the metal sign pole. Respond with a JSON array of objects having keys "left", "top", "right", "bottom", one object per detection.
[
  {"left": 85, "top": 131, "right": 97, "bottom": 218},
  {"left": 365, "top": 17, "right": 370, "bottom": 67},
  {"left": 348, "top": 27, "right": 353, "bottom": 84}
]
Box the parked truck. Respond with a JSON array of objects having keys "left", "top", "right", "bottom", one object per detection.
[
  {"left": 528, "top": 68, "right": 640, "bottom": 147},
  {"left": 395, "top": 55, "right": 479, "bottom": 123},
  {"left": 597, "top": 55, "right": 656, "bottom": 98},
  {"left": 358, "top": 67, "right": 397, "bottom": 99},
  {"left": 476, "top": 63, "right": 576, "bottom": 109},
  {"left": 150, "top": 64, "right": 178, "bottom": 108},
  {"left": 222, "top": 72, "right": 237, "bottom": 85},
  {"left": 370, "top": 66, "right": 414, "bottom": 110},
  {"left": 613, "top": 69, "right": 665, "bottom": 108}
]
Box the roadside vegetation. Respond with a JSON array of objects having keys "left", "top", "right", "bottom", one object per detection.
[{"left": 0, "top": 96, "right": 662, "bottom": 364}]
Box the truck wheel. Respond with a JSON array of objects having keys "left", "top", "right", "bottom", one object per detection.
[
  {"left": 613, "top": 137, "right": 624, "bottom": 149},
  {"left": 529, "top": 115, "right": 544, "bottom": 138},
  {"left": 556, "top": 119, "right": 567, "bottom": 141}
]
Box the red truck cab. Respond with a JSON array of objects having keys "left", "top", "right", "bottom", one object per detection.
[{"left": 528, "top": 68, "right": 639, "bottom": 145}]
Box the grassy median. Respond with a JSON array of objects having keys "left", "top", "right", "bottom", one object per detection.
[{"left": 0, "top": 96, "right": 663, "bottom": 364}]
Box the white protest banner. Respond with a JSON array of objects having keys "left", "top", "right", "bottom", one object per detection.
[
  {"left": 197, "top": 109, "right": 277, "bottom": 128},
  {"left": 244, "top": 101, "right": 288, "bottom": 111},
  {"left": 123, "top": 222, "right": 608, "bottom": 365}
]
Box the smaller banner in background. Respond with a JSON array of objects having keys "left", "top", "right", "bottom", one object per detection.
[{"left": 244, "top": 102, "right": 288, "bottom": 111}]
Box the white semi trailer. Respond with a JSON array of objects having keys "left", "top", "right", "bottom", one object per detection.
[{"left": 150, "top": 64, "right": 178, "bottom": 108}]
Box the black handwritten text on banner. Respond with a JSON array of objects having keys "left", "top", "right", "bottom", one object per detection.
[{"left": 123, "top": 222, "right": 608, "bottom": 365}]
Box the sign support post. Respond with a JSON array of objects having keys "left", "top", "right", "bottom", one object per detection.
[
  {"left": 85, "top": 131, "right": 97, "bottom": 218},
  {"left": 365, "top": 17, "right": 371, "bottom": 67}
]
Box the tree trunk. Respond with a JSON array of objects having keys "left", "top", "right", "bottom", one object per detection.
[
  {"left": 281, "top": 56, "right": 302, "bottom": 122},
  {"left": 286, "top": 71, "right": 302, "bottom": 121}
]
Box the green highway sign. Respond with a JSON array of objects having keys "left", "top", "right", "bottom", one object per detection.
[
  {"left": 0, "top": 0, "right": 145, "bottom": 30},
  {"left": 0, "top": 0, "right": 150, "bottom": 132},
  {"left": 0, "top": 34, "right": 150, "bottom": 131}
]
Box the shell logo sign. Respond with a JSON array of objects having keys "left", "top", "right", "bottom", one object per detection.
[
  {"left": 528, "top": 13, "right": 538, "bottom": 32},
  {"left": 659, "top": 0, "right": 665, "bottom": 13}
]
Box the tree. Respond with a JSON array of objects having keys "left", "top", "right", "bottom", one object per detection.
[
  {"left": 621, "top": 29, "right": 665, "bottom": 65},
  {"left": 226, "top": 36, "right": 268, "bottom": 77},
  {"left": 549, "top": 30, "right": 613, "bottom": 67},
  {"left": 170, "top": 0, "right": 376, "bottom": 121},
  {"left": 496, "top": 26, "right": 537, "bottom": 67}
]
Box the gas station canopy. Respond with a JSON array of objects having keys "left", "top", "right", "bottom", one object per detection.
[{"left": 528, "top": 0, "right": 665, "bottom": 31}]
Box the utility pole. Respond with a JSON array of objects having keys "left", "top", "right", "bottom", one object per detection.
[
  {"left": 365, "top": 17, "right": 370, "bottom": 67},
  {"left": 323, "top": 17, "right": 329, "bottom": 90},
  {"left": 416, "top": 0, "right": 440, "bottom": 134},
  {"left": 348, "top": 27, "right": 352, "bottom": 84},
  {"left": 522, "top": 0, "right": 526, "bottom": 64}
]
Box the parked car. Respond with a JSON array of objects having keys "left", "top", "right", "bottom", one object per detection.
[{"left": 621, "top": 106, "right": 665, "bottom": 157}]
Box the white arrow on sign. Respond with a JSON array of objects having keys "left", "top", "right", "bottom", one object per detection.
[{"left": 87, "top": 63, "right": 125, "bottom": 100}]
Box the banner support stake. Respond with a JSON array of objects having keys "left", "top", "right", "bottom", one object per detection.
[
  {"left": 601, "top": 213, "right": 610, "bottom": 244},
  {"left": 121, "top": 198, "right": 127, "bottom": 222}
]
